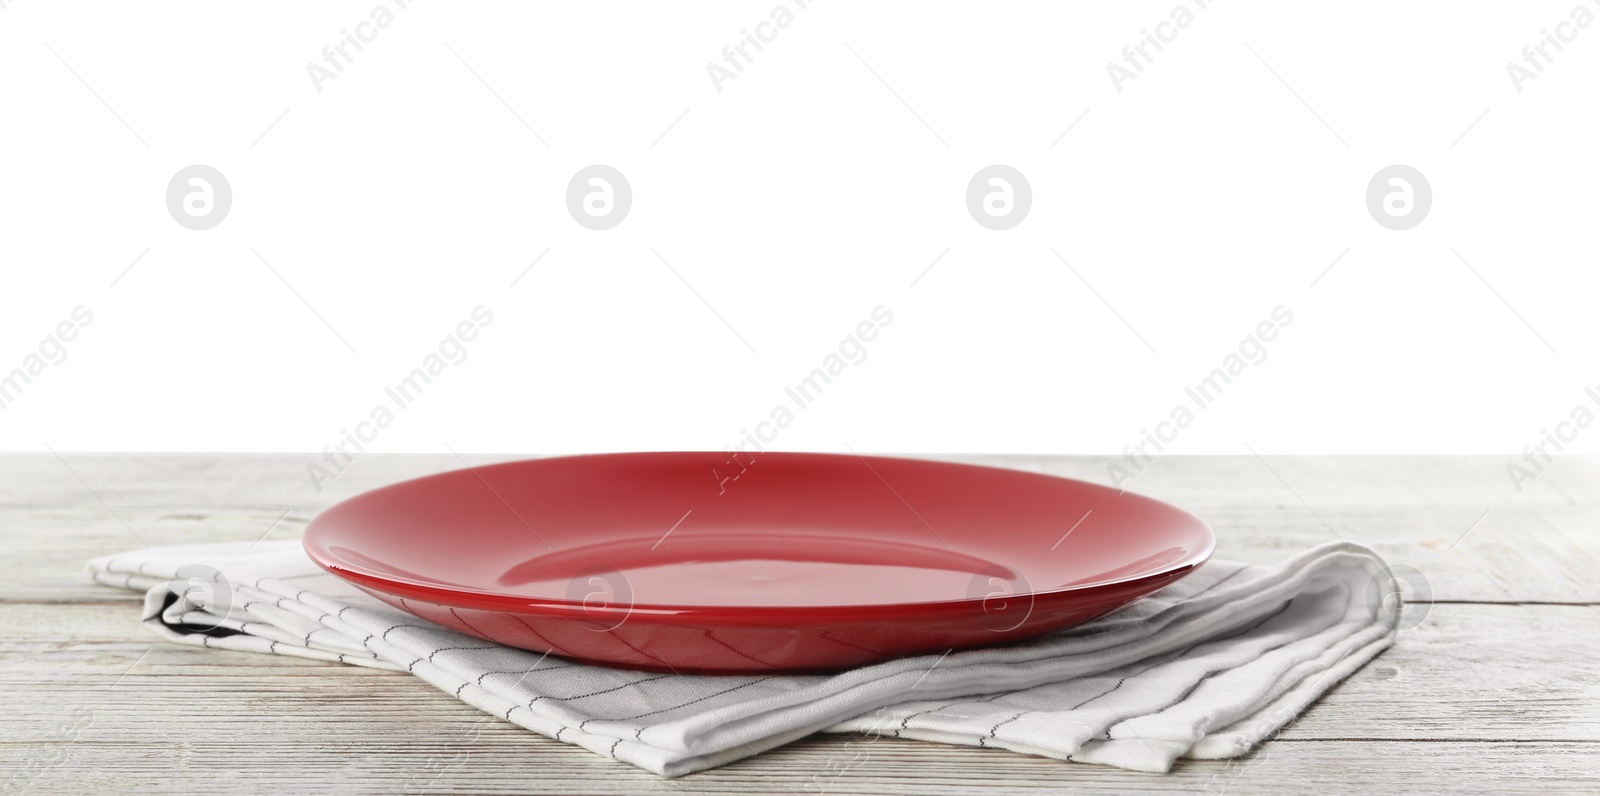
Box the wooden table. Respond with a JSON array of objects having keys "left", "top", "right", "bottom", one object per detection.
[{"left": 3, "top": 454, "right": 1596, "bottom": 794}]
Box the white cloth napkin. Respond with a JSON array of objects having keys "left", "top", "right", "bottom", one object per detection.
[{"left": 87, "top": 540, "right": 1398, "bottom": 777}]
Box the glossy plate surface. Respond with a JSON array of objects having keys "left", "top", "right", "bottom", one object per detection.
[{"left": 304, "top": 452, "right": 1214, "bottom": 673}]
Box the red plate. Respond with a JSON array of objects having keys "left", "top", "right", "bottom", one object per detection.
[{"left": 304, "top": 452, "right": 1213, "bottom": 674}]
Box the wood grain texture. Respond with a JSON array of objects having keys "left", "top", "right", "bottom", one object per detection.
[
  {"left": 5, "top": 453, "right": 1597, "bottom": 603},
  {"left": 1, "top": 602, "right": 1595, "bottom": 743},
  {"left": 3, "top": 454, "right": 1597, "bottom": 794}
]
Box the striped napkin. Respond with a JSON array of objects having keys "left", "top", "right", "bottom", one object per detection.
[{"left": 87, "top": 540, "right": 1398, "bottom": 777}]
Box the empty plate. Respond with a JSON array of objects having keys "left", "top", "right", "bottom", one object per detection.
[{"left": 303, "top": 452, "right": 1214, "bottom": 673}]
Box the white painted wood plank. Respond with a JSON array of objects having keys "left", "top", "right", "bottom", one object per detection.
[
  {"left": 3, "top": 454, "right": 1594, "bottom": 602},
  {"left": 3, "top": 736, "right": 1596, "bottom": 796},
  {"left": 2, "top": 602, "right": 1595, "bottom": 748}
]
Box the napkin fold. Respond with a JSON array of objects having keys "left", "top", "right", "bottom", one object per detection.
[{"left": 88, "top": 540, "right": 1398, "bottom": 777}]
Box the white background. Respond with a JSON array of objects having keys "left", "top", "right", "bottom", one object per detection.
[{"left": 1, "top": 1, "right": 1596, "bottom": 459}]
